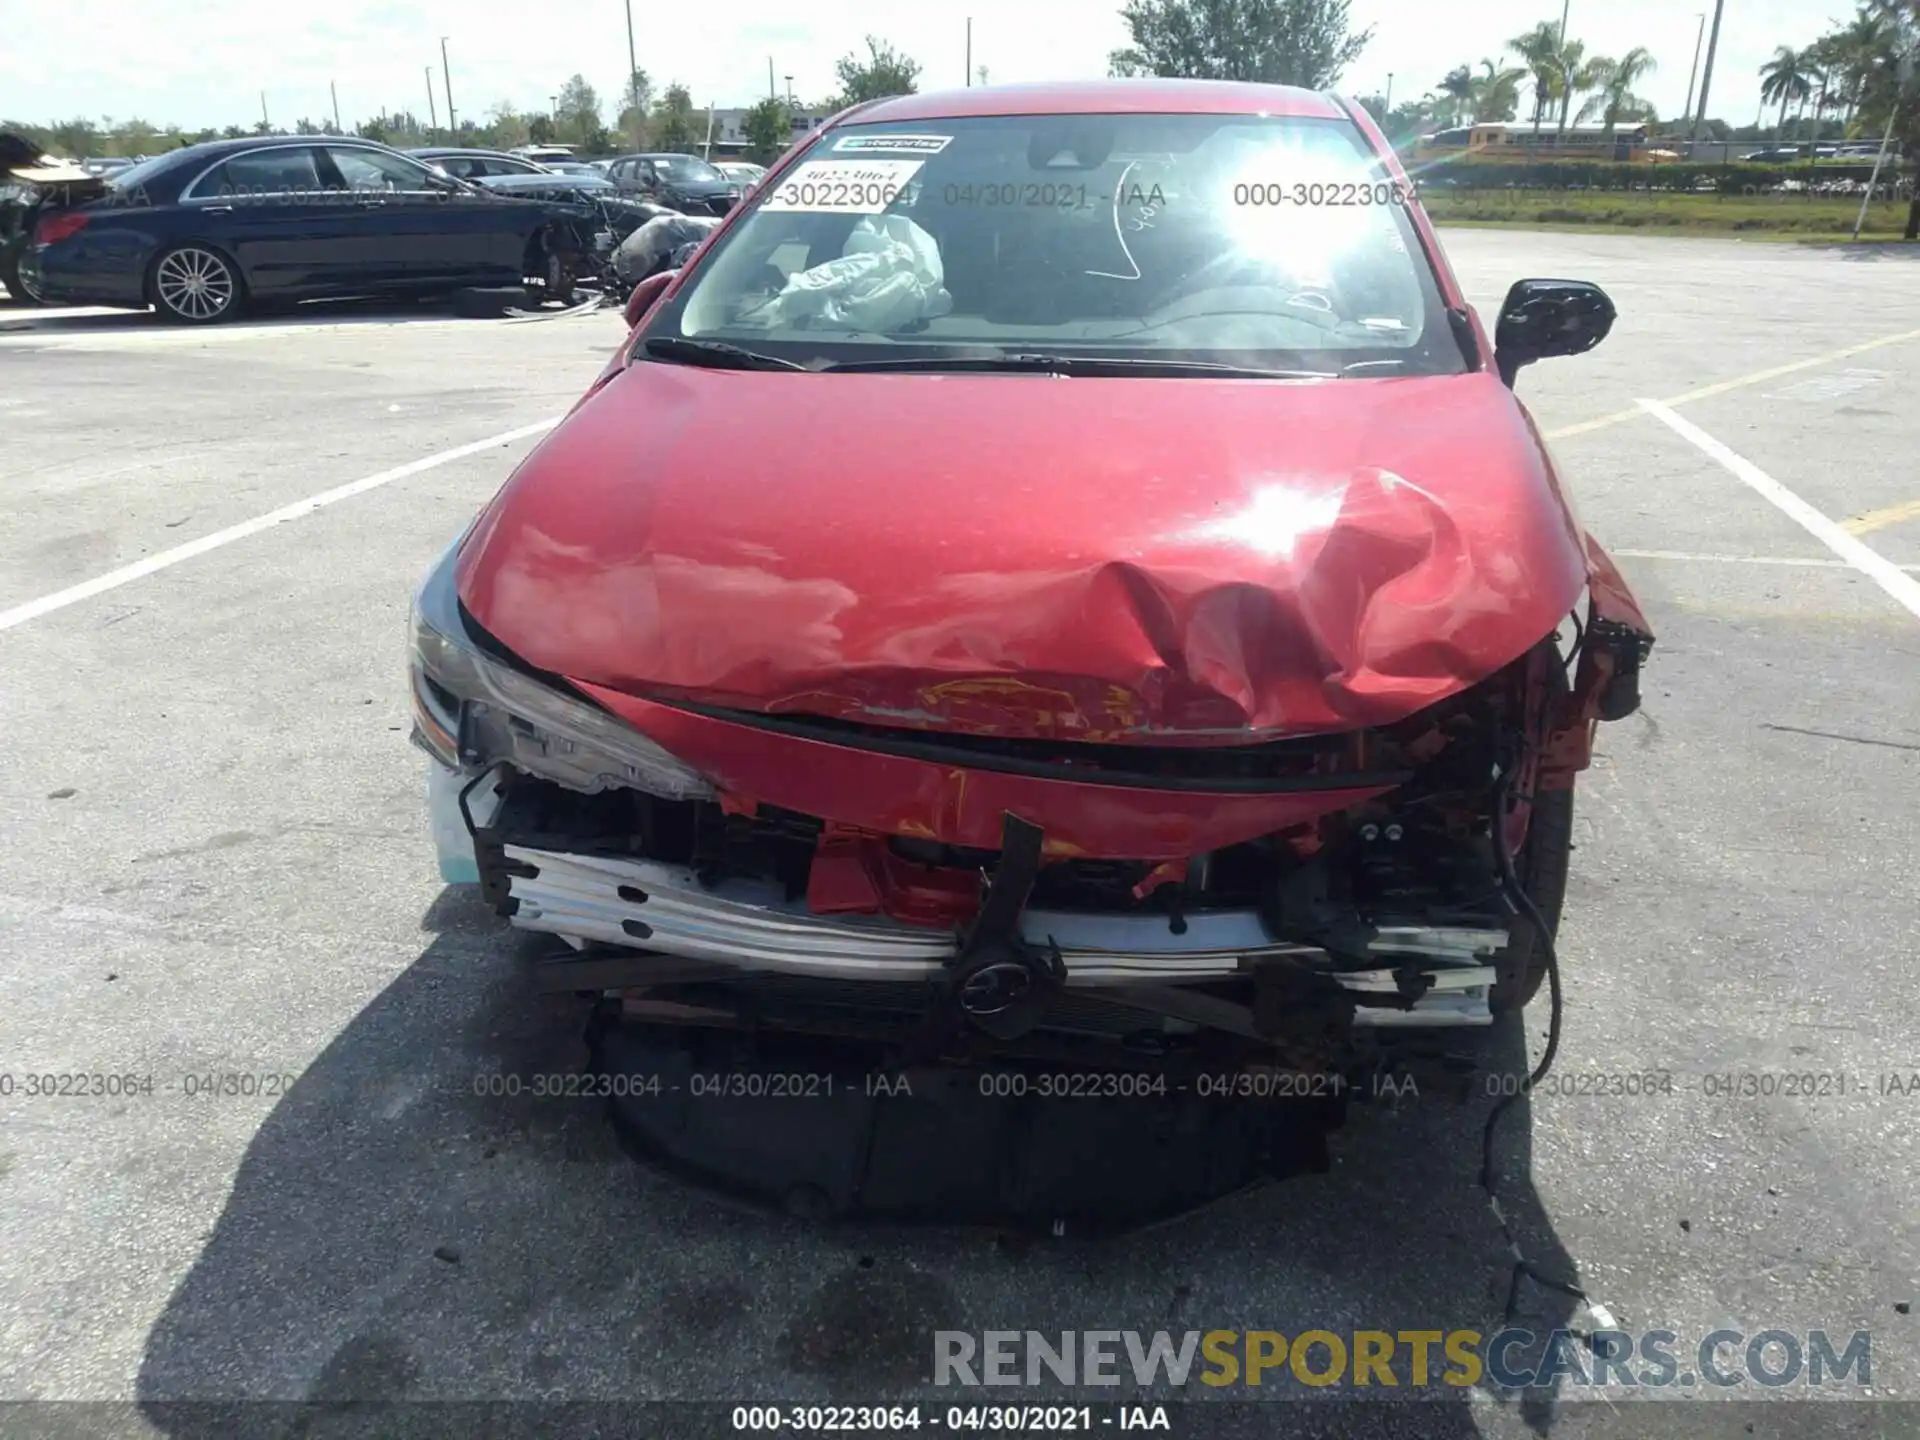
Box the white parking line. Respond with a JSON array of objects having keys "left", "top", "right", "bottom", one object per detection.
[
  {"left": 0, "top": 418, "right": 560, "bottom": 634},
  {"left": 1636, "top": 400, "right": 1920, "bottom": 622},
  {"left": 1613, "top": 549, "right": 1920, "bottom": 572}
]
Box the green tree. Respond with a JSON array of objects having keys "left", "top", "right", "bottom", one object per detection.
[
  {"left": 1435, "top": 65, "right": 1475, "bottom": 125},
  {"left": 48, "top": 118, "right": 103, "bottom": 159},
  {"left": 554, "top": 73, "right": 602, "bottom": 148},
  {"left": 830, "top": 35, "right": 923, "bottom": 106},
  {"left": 1760, "top": 45, "right": 1817, "bottom": 139},
  {"left": 1549, "top": 40, "right": 1607, "bottom": 139},
  {"left": 1469, "top": 58, "right": 1527, "bottom": 120},
  {"left": 528, "top": 114, "right": 554, "bottom": 144},
  {"left": 1108, "top": 0, "right": 1372, "bottom": 89},
  {"left": 649, "top": 83, "right": 700, "bottom": 153},
  {"left": 743, "top": 97, "right": 791, "bottom": 163},
  {"left": 617, "top": 69, "right": 654, "bottom": 148},
  {"left": 480, "top": 100, "right": 530, "bottom": 150},
  {"left": 1510, "top": 21, "right": 1563, "bottom": 133},
  {"left": 1584, "top": 47, "right": 1658, "bottom": 138}
]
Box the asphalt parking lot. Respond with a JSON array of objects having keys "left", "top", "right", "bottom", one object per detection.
[{"left": 2, "top": 232, "right": 1918, "bottom": 1439}]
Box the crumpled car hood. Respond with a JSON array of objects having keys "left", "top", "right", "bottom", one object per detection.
[{"left": 457, "top": 362, "right": 1590, "bottom": 742}]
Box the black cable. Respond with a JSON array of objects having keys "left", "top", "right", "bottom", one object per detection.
[{"left": 1480, "top": 755, "right": 1595, "bottom": 1320}]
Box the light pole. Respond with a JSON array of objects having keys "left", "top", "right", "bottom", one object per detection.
[
  {"left": 440, "top": 36, "right": 457, "bottom": 135},
  {"left": 966, "top": 17, "right": 972, "bottom": 87},
  {"left": 623, "top": 0, "right": 639, "bottom": 146},
  {"left": 1689, "top": 0, "right": 1725, "bottom": 152},
  {"left": 260, "top": 91, "right": 270, "bottom": 130},
  {"left": 331, "top": 81, "right": 342, "bottom": 132},
  {"left": 1681, "top": 13, "right": 1705, "bottom": 130},
  {"left": 1384, "top": 72, "right": 1394, "bottom": 113},
  {"left": 785, "top": 75, "right": 794, "bottom": 107}
]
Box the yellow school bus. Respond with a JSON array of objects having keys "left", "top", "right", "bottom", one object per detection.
[{"left": 1411, "top": 122, "right": 1653, "bottom": 165}]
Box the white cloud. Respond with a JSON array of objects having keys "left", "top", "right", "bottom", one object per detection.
[{"left": 0, "top": 0, "right": 1848, "bottom": 133}]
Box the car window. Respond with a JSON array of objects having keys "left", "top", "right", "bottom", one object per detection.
[
  {"left": 193, "top": 147, "right": 323, "bottom": 197},
  {"left": 106, "top": 153, "right": 179, "bottom": 194},
  {"left": 326, "top": 147, "right": 435, "bottom": 193},
  {"left": 657, "top": 112, "right": 1461, "bottom": 377},
  {"left": 656, "top": 156, "right": 726, "bottom": 184}
]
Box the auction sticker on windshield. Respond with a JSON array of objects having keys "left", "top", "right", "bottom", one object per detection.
[
  {"left": 832, "top": 133, "right": 953, "bottom": 155},
  {"left": 759, "top": 159, "right": 925, "bottom": 213}
]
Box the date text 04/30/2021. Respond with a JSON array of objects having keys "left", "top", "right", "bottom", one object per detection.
[{"left": 729, "top": 1405, "right": 1170, "bottom": 1432}]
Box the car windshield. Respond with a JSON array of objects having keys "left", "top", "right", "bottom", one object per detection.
[
  {"left": 655, "top": 156, "right": 727, "bottom": 184},
  {"left": 650, "top": 112, "right": 1462, "bottom": 376}
]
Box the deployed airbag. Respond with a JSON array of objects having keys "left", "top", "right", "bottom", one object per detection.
[{"left": 757, "top": 214, "right": 954, "bottom": 333}]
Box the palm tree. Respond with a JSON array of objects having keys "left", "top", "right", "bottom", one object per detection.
[
  {"left": 1830, "top": 9, "right": 1890, "bottom": 131},
  {"left": 1436, "top": 65, "right": 1476, "bottom": 126},
  {"left": 1469, "top": 58, "right": 1529, "bottom": 121},
  {"left": 1586, "top": 47, "right": 1659, "bottom": 139},
  {"left": 1510, "top": 22, "right": 1563, "bottom": 133},
  {"left": 1552, "top": 40, "right": 1608, "bottom": 140},
  {"left": 1804, "top": 36, "right": 1843, "bottom": 141},
  {"left": 1759, "top": 45, "right": 1817, "bottom": 140}
]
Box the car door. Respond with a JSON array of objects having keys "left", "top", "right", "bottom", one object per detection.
[
  {"left": 321, "top": 144, "right": 531, "bottom": 286},
  {"left": 178, "top": 145, "right": 351, "bottom": 295}
]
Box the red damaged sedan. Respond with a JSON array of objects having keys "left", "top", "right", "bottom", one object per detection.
[{"left": 412, "top": 81, "right": 1653, "bottom": 1164}]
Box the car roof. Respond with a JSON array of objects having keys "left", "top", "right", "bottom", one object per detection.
[
  {"left": 133, "top": 134, "right": 407, "bottom": 170},
  {"left": 844, "top": 78, "right": 1348, "bottom": 123},
  {"left": 410, "top": 147, "right": 537, "bottom": 160}
]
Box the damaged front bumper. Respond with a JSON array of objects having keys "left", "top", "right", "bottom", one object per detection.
[
  {"left": 412, "top": 528, "right": 1531, "bottom": 1048},
  {"left": 426, "top": 763, "right": 1502, "bottom": 1025}
]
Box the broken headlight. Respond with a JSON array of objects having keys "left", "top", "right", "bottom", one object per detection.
[{"left": 407, "top": 537, "right": 715, "bottom": 801}]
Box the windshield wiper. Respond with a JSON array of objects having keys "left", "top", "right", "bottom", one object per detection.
[
  {"left": 639, "top": 336, "right": 808, "bottom": 372},
  {"left": 822, "top": 352, "right": 1336, "bottom": 378}
]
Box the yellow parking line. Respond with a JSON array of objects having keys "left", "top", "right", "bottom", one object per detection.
[
  {"left": 1543, "top": 324, "right": 1920, "bottom": 443},
  {"left": 1845, "top": 498, "right": 1920, "bottom": 536}
]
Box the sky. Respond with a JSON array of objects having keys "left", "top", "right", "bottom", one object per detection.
[{"left": 0, "top": 0, "right": 1869, "bottom": 134}]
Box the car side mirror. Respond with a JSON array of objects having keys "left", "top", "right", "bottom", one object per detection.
[
  {"left": 624, "top": 268, "right": 678, "bottom": 328},
  {"left": 1494, "top": 279, "right": 1615, "bottom": 388}
]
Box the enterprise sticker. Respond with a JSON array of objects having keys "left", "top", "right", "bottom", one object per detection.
[
  {"left": 759, "top": 159, "right": 925, "bottom": 213},
  {"left": 832, "top": 133, "right": 953, "bottom": 155}
]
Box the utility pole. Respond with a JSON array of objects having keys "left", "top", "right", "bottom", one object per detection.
[
  {"left": 1853, "top": 45, "right": 1911, "bottom": 239},
  {"left": 1689, "top": 0, "right": 1725, "bottom": 152},
  {"left": 1681, "top": 14, "right": 1705, "bottom": 130},
  {"left": 623, "top": 0, "right": 640, "bottom": 146},
  {"left": 440, "top": 36, "right": 457, "bottom": 135},
  {"left": 425, "top": 68, "right": 438, "bottom": 137},
  {"left": 331, "top": 81, "right": 342, "bottom": 132},
  {"left": 260, "top": 91, "right": 270, "bottom": 130},
  {"left": 1384, "top": 72, "right": 1394, "bottom": 113},
  {"left": 966, "top": 18, "right": 972, "bottom": 86}
]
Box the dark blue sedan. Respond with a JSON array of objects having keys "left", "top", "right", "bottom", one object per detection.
[{"left": 20, "top": 136, "right": 573, "bottom": 323}]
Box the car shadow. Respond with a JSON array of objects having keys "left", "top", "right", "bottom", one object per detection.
[{"left": 133, "top": 887, "right": 1582, "bottom": 1438}]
